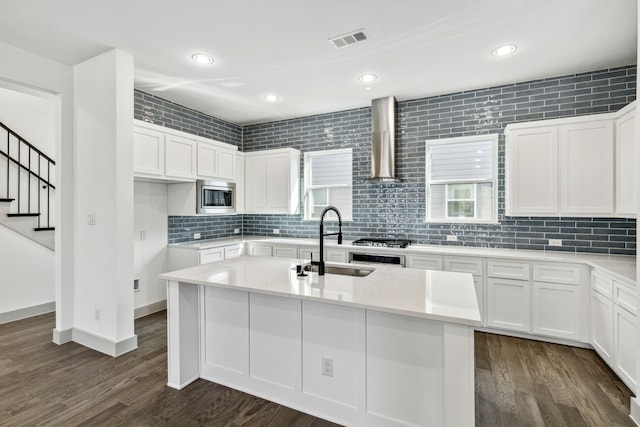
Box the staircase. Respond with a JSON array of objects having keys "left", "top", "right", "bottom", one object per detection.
[{"left": 0, "top": 122, "right": 55, "bottom": 250}]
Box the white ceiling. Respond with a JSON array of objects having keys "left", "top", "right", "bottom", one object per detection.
[{"left": 0, "top": 0, "right": 636, "bottom": 125}]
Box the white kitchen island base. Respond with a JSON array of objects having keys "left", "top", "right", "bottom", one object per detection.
[{"left": 163, "top": 256, "right": 480, "bottom": 427}]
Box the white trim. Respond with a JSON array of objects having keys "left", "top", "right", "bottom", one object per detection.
[
  {"left": 0, "top": 301, "right": 55, "bottom": 325},
  {"left": 72, "top": 327, "right": 138, "bottom": 357},
  {"left": 630, "top": 397, "right": 640, "bottom": 426},
  {"left": 52, "top": 327, "right": 72, "bottom": 344},
  {"left": 134, "top": 300, "right": 167, "bottom": 319}
]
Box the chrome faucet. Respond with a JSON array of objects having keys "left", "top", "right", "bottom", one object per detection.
[{"left": 312, "top": 206, "right": 343, "bottom": 275}]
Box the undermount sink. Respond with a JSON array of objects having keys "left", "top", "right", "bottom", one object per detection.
[{"left": 303, "top": 263, "right": 375, "bottom": 277}]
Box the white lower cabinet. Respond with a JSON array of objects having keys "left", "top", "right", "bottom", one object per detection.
[
  {"left": 613, "top": 305, "right": 637, "bottom": 392},
  {"left": 168, "top": 243, "right": 242, "bottom": 271},
  {"left": 532, "top": 282, "right": 581, "bottom": 341},
  {"left": 486, "top": 278, "right": 531, "bottom": 333},
  {"left": 591, "top": 290, "right": 614, "bottom": 364}
]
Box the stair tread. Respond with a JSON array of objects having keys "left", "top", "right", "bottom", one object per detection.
[
  {"left": 34, "top": 227, "right": 55, "bottom": 231},
  {"left": 0, "top": 198, "right": 15, "bottom": 202},
  {"left": 7, "top": 213, "right": 41, "bottom": 217}
]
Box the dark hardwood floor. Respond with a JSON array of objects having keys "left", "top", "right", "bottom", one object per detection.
[{"left": 0, "top": 311, "right": 634, "bottom": 426}]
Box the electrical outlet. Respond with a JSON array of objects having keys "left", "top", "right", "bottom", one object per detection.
[
  {"left": 140, "top": 231, "right": 146, "bottom": 241},
  {"left": 234, "top": 228, "right": 240, "bottom": 234},
  {"left": 447, "top": 235, "right": 458, "bottom": 241},
  {"left": 549, "top": 239, "right": 562, "bottom": 247},
  {"left": 94, "top": 309, "right": 101, "bottom": 321},
  {"left": 273, "top": 229, "right": 280, "bottom": 234},
  {"left": 321, "top": 357, "right": 333, "bottom": 377},
  {"left": 194, "top": 233, "right": 201, "bottom": 239}
]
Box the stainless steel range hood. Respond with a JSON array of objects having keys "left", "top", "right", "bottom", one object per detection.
[{"left": 366, "top": 96, "right": 399, "bottom": 183}]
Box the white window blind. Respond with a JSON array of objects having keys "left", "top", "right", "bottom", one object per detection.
[{"left": 304, "top": 149, "right": 353, "bottom": 220}]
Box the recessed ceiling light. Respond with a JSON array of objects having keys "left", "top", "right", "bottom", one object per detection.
[
  {"left": 359, "top": 73, "right": 377, "bottom": 83},
  {"left": 492, "top": 45, "right": 517, "bottom": 57},
  {"left": 264, "top": 94, "right": 279, "bottom": 102},
  {"left": 191, "top": 53, "right": 213, "bottom": 64}
]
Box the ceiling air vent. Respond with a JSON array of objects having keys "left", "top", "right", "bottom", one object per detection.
[{"left": 328, "top": 29, "right": 368, "bottom": 49}]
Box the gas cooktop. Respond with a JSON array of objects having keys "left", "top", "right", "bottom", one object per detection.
[{"left": 351, "top": 238, "right": 411, "bottom": 249}]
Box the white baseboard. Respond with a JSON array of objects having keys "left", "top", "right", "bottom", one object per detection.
[
  {"left": 72, "top": 327, "right": 138, "bottom": 357},
  {"left": 52, "top": 327, "right": 72, "bottom": 344},
  {"left": 0, "top": 301, "right": 55, "bottom": 325},
  {"left": 631, "top": 397, "right": 640, "bottom": 426},
  {"left": 134, "top": 299, "right": 167, "bottom": 319}
]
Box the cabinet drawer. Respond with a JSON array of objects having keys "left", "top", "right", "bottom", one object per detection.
[
  {"left": 592, "top": 271, "right": 613, "bottom": 298},
  {"left": 445, "top": 257, "right": 484, "bottom": 276},
  {"left": 487, "top": 261, "right": 530, "bottom": 280},
  {"left": 614, "top": 281, "right": 637, "bottom": 315},
  {"left": 326, "top": 249, "right": 347, "bottom": 263},
  {"left": 532, "top": 263, "right": 581, "bottom": 285},
  {"left": 406, "top": 254, "right": 443, "bottom": 271},
  {"left": 273, "top": 246, "right": 298, "bottom": 258},
  {"left": 224, "top": 244, "right": 244, "bottom": 259},
  {"left": 248, "top": 244, "right": 272, "bottom": 257},
  {"left": 199, "top": 248, "right": 224, "bottom": 264}
]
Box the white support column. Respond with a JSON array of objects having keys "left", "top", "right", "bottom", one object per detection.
[
  {"left": 443, "top": 323, "right": 475, "bottom": 427},
  {"left": 167, "top": 280, "right": 200, "bottom": 389},
  {"left": 72, "top": 49, "right": 137, "bottom": 356}
]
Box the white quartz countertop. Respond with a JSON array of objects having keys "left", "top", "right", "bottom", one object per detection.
[
  {"left": 169, "top": 236, "right": 636, "bottom": 282},
  {"left": 160, "top": 255, "right": 482, "bottom": 327}
]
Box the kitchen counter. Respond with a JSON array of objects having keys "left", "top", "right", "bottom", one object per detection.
[
  {"left": 161, "top": 255, "right": 478, "bottom": 426},
  {"left": 170, "top": 235, "right": 636, "bottom": 282},
  {"left": 160, "top": 255, "right": 481, "bottom": 326}
]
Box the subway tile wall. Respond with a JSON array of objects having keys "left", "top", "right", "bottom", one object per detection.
[
  {"left": 140, "top": 66, "right": 637, "bottom": 254},
  {"left": 242, "top": 66, "right": 637, "bottom": 255}
]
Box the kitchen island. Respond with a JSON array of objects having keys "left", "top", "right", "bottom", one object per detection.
[{"left": 160, "top": 255, "right": 481, "bottom": 427}]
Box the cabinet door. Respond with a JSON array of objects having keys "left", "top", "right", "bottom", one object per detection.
[
  {"left": 248, "top": 244, "right": 272, "bottom": 257},
  {"left": 265, "top": 154, "right": 291, "bottom": 212},
  {"left": 235, "top": 153, "right": 245, "bottom": 214},
  {"left": 133, "top": 126, "right": 165, "bottom": 177},
  {"left": 559, "top": 121, "right": 614, "bottom": 214},
  {"left": 217, "top": 147, "right": 236, "bottom": 180},
  {"left": 224, "top": 244, "right": 244, "bottom": 259},
  {"left": 506, "top": 128, "right": 558, "bottom": 215},
  {"left": 532, "top": 282, "right": 581, "bottom": 340},
  {"left": 244, "top": 155, "right": 267, "bottom": 212},
  {"left": 165, "top": 134, "right": 197, "bottom": 180},
  {"left": 486, "top": 278, "right": 531, "bottom": 333},
  {"left": 614, "top": 306, "right": 637, "bottom": 393},
  {"left": 591, "top": 291, "right": 614, "bottom": 364},
  {"left": 197, "top": 142, "right": 218, "bottom": 178},
  {"left": 615, "top": 107, "right": 636, "bottom": 215}
]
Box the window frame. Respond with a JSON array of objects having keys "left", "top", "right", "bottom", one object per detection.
[
  {"left": 303, "top": 148, "right": 353, "bottom": 221},
  {"left": 425, "top": 134, "right": 499, "bottom": 224}
]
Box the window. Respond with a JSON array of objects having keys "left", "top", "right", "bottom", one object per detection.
[
  {"left": 304, "top": 148, "right": 352, "bottom": 220},
  {"left": 426, "top": 135, "right": 498, "bottom": 223}
]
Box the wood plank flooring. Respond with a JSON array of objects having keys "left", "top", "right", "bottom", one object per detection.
[{"left": 0, "top": 311, "right": 635, "bottom": 426}]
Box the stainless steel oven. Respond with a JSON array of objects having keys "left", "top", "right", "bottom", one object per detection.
[
  {"left": 348, "top": 252, "right": 406, "bottom": 267},
  {"left": 196, "top": 180, "right": 235, "bottom": 215}
]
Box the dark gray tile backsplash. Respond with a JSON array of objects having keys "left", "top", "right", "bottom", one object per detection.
[{"left": 142, "top": 66, "right": 637, "bottom": 254}]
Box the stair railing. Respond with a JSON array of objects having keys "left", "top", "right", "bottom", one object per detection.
[{"left": 0, "top": 121, "right": 55, "bottom": 230}]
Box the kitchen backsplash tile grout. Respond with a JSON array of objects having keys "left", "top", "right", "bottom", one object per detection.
[{"left": 141, "top": 67, "right": 637, "bottom": 255}]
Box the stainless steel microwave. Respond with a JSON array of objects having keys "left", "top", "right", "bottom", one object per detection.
[{"left": 196, "top": 180, "right": 236, "bottom": 215}]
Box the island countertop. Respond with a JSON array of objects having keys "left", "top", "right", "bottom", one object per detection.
[{"left": 160, "top": 255, "right": 482, "bottom": 327}]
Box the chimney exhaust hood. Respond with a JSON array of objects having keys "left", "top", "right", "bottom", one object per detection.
[{"left": 366, "top": 96, "right": 399, "bottom": 183}]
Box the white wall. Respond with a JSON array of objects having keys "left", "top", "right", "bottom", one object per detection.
[
  {"left": 0, "top": 226, "right": 54, "bottom": 315},
  {"left": 134, "top": 181, "right": 168, "bottom": 310},
  {"left": 0, "top": 86, "right": 55, "bottom": 159}
]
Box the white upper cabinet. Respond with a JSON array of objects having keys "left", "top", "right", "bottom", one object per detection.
[
  {"left": 615, "top": 102, "right": 636, "bottom": 216},
  {"left": 133, "top": 119, "right": 237, "bottom": 182},
  {"left": 133, "top": 126, "right": 165, "bottom": 177},
  {"left": 197, "top": 142, "right": 236, "bottom": 181},
  {"left": 165, "top": 133, "right": 197, "bottom": 180},
  {"left": 558, "top": 120, "right": 614, "bottom": 214},
  {"left": 244, "top": 148, "right": 300, "bottom": 214},
  {"left": 506, "top": 107, "right": 633, "bottom": 217},
  {"left": 506, "top": 127, "right": 558, "bottom": 215}
]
